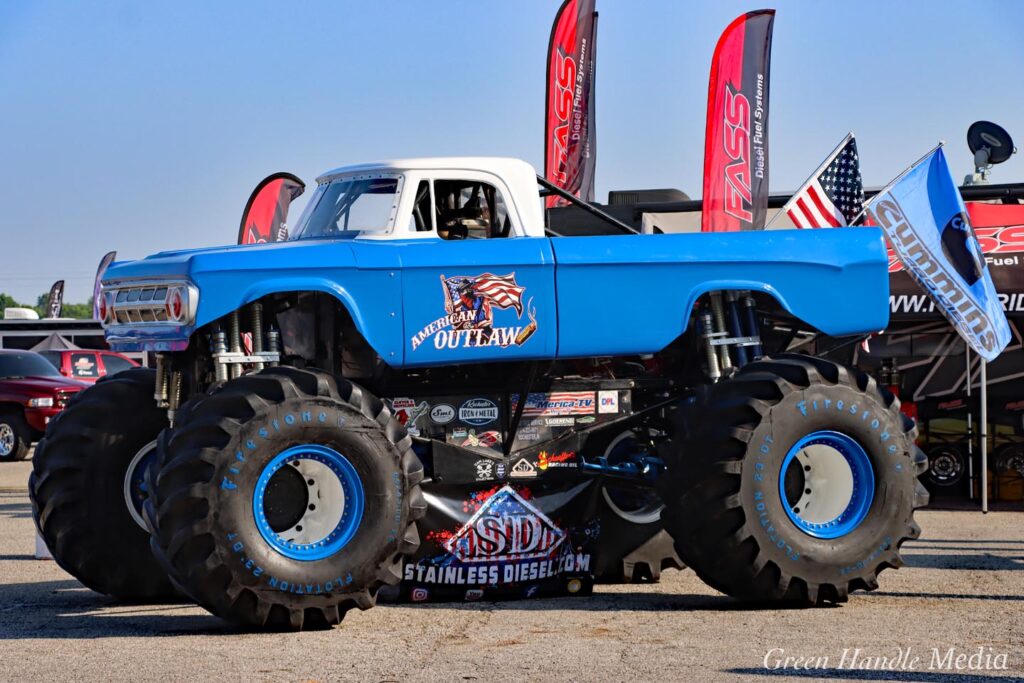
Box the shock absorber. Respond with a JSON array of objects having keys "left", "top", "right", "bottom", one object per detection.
[
  {"left": 725, "top": 291, "right": 749, "bottom": 368},
  {"left": 709, "top": 292, "right": 732, "bottom": 372},
  {"left": 227, "top": 310, "right": 242, "bottom": 379},
  {"left": 266, "top": 326, "right": 281, "bottom": 367},
  {"left": 167, "top": 370, "right": 183, "bottom": 426},
  {"left": 701, "top": 308, "right": 721, "bottom": 382},
  {"left": 741, "top": 291, "right": 764, "bottom": 359},
  {"left": 211, "top": 327, "right": 228, "bottom": 382},
  {"left": 250, "top": 302, "right": 265, "bottom": 372},
  {"left": 153, "top": 354, "right": 169, "bottom": 407}
]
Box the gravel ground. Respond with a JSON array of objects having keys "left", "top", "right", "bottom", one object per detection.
[{"left": 0, "top": 458, "right": 1021, "bottom": 682}]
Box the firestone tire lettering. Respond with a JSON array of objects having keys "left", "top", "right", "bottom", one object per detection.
[
  {"left": 660, "top": 355, "right": 929, "bottom": 604},
  {"left": 143, "top": 367, "right": 426, "bottom": 630}
]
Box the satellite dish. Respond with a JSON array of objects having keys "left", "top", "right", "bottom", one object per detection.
[
  {"left": 964, "top": 121, "right": 1016, "bottom": 185},
  {"left": 968, "top": 121, "right": 1015, "bottom": 166}
]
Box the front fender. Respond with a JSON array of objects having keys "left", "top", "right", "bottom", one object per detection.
[{"left": 103, "top": 240, "right": 404, "bottom": 360}]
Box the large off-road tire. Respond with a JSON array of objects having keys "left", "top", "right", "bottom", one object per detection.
[
  {"left": 661, "top": 355, "right": 929, "bottom": 605},
  {"left": 29, "top": 368, "right": 176, "bottom": 599},
  {"left": 145, "top": 367, "right": 426, "bottom": 630},
  {"left": 586, "top": 427, "right": 683, "bottom": 582},
  {"left": 0, "top": 409, "right": 32, "bottom": 462}
]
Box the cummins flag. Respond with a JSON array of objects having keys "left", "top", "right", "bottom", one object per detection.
[
  {"left": 238, "top": 172, "right": 305, "bottom": 245},
  {"left": 701, "top": 9, "right": 774, "bottom": 232},
  {"left": 544, "top": 0, "right": 598, "bottom": 208},
  {"left": 866, "top": 145, "right": 1010, "bottom": 361}
]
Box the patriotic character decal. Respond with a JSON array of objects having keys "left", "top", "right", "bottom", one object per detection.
[{"left": 410, "top": 273, "right": 538, "bottom": 351}]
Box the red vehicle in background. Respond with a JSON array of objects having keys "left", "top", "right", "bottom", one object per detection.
[
  {"left": 38, "top": 349, "right": 139, "bottom": 384},
  {"left": 0, "top": 350, "right": 88, "bottom": 461}
]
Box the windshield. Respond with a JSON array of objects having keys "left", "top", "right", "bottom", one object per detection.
[
  {"left": 291, "top": 176, "right": 400, "bottom": 239},
  {"left": 0, "top": 351, "right": 64, "bottom": 379}
]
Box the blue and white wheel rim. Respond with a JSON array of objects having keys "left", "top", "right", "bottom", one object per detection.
[
  {"left": 253, "top": 444, "right": 364, "bottom": 561},
  {"left": 124, "top": 440, "right": 158, "bottom": 530},
  {"left": 778, "top": 431, "right": 874, "bottom": 539}
]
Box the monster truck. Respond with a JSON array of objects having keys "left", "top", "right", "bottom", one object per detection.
[{"left": 31, "top": 157, "right": 927, "bottom": 629}]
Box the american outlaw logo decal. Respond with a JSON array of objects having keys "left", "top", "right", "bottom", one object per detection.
[{"left": 410, "top": 273, "right": 538, "bottom": 351}]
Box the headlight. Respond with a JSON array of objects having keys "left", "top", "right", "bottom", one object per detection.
[{"left": 27, "top": 397, "right": 54, "bottom": 408}]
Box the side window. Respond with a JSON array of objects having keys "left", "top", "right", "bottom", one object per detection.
[
  {"left": 70, "top": 353, "right": 99, "bottom": 378},
  {"left": 39, "top": 351, "right": 61, "bottom": 370},
  {"left": 434, "top": 179, "right": 512, "bottom": 240},
  {"left": 408, "top": 180, "right": 434, "bottom": 232},
  {"left": 101, "top": 355, "right": 135, "bottom": 376}
]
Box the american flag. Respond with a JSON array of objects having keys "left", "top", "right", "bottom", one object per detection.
[
  {"left": 473, "top": 273, "right": 525, "bottom": 316},
  {"left": 780, "top": 133, "right": 865, "bottom": 228}
]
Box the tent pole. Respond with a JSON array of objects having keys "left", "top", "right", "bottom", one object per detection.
[
  {"left": 981, "top": 359, "right": 988, "bottom": 514},
  {"left": 965, "top": 347, "right": 974, "bottom": 500}
]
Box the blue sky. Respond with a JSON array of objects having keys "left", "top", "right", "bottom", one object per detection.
[{"left": 1, "top": 0, "right": 1022, "bottom": 302}]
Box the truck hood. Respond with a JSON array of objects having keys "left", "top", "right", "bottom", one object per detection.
[
  {"left": 101, "top": 238, "right": 404, "bottom": 352},
  {"left": 1, "top": 376, "right": 89, "bottom": 395},
  {"left": 105, "top": 239, "right": 367, "bottom": 281}
]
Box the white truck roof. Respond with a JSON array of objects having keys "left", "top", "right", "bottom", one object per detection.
[{"left": 317, "top": 157, "right": 546, "bottom": 238}]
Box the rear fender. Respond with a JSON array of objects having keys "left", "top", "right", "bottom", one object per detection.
[{"left": 552, "top": 229, "right": 889, "bottom": 358}]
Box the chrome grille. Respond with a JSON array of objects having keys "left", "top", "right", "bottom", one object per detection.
[{"left": 102, "top": 280, "right": 197, "bottom": 328}]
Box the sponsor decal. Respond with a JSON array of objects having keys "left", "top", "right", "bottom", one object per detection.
[
  {"left": 514, "top": 391, "right": 595, "bottom": 416},
  {"left": 566, "top": 578, "right": 583, "bottom": 594},
  {"left": 892, "top": 292, "right": 1024, "bottom": 315},
  {"left": 538, "top": 450, "right": 577, "bottom": 470},
  {"left": 937, "top": 399, "right": 966, "bottom": 411},
  {"left": 1005, "top": 400, "right": 1024, "bottom": 412},
  {"left": 598, "top": 390, "right": 619, "bottom": 414},
  {"left": 389, "top": 398, "right": 430, "bottom": 436},
  {"left": 575, "top": 415, "right": 596, "bottom": 425},
  {"left": 545, "top": 417, "right": 575, "bottom": 427},
  {"left": 451, "top": 428, "right": 468, "bottom": 441},
  {"left": 495, "top": 462, "right": 507, "bottom": 479},
  {"left": 513, "top": 426, "right": 543, "bottom": 442},
  {"left": 510, "top": 458, "right": 537, "bottom": 479},
  {"left": 459, "top": 398, "right": 499, "bottom": 426},
  {"left": 474, "top": 459, "right": 496, "bottom": 481},
  {"left": 410, "top": 273, "right": 538, "bottom": 351},
  {"left": 73, "top": 357, "right": 96, "bottom": 374},
  {"left": 461, "top": 430, "right": 501, "bottom": 450},
  {"left": 464, "top": 588, "right": 484, "bottom": 601},
  {"left": 525, "top": 585, "right": 540, "bottom": 598},
  {"left": 411, "top": 587, "right": 429, "bottom": 602},
  {"left": 403, "top": 485, "right": 595, "bottom": 591},
  {"left": 445, "top": 486, "right": 564, "bottom": 562},
  {"left": 430, "top": 403, "right": 456, "bottom": 425}
]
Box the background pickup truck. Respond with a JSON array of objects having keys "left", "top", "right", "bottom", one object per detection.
[{"left": 0, "top": 349, "right": 87, "bottom": 461}]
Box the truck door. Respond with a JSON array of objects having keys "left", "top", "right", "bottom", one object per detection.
[{"left": 399, "top": 174, "right": 556, "bottom": 367}]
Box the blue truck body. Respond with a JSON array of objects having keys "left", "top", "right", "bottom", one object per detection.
[{"left": 103, "top": 227, "right": 890, "bottom": 365}]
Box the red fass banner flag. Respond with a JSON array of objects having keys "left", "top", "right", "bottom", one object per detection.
[
  {"left": 238, "top": 172, "right": 306, "bottom": 245},
  {"left": 544, "top": 0, "right": 598, "bottom": 208},
  {"left": 701, "top": 9, "right": 774, "bottom": 232}
]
